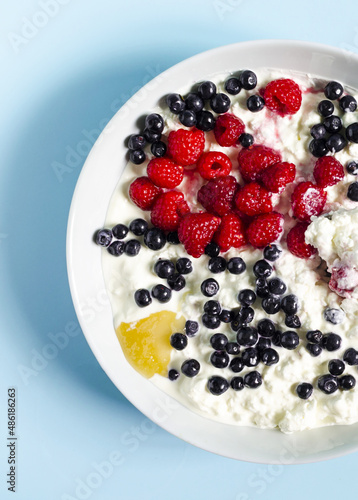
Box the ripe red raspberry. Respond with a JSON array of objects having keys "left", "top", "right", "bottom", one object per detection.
[
  {"left": 291, "top": 182, "right": 327, "bottom": 222},
  {"left": 213, "top": 213, "right": 246, "bottom": 252},
  {"left": 197, "top": 151, "right": 232, "bottom": 180},
  {"left": 129, "top": 176, "right": 162, "bottom": 210},
  {"left": 261, "top": 162, "right": 296, "bottom": 193},
  {"left": 286, "top": 222, "right": 318, "bottom": 259},
  {"left": 313, "top": 156, "right": 344, "bottom": 188},
  {"left": 151, "top": 191, "right": 189, "bottom": 231},
  {"left": 178, "top": 212, "right": 221, "bottom": 258},
  {"left": 147, "top": 157, "right": 183, "bottom": 188},
  {"left": 263, "top": 79, "right": 302, "bottom": 116},
  {"left": 247, "top": 212, "right": 284, "bottom": 248},
  {"left": 234, "top": 182, "right": 272, "bottom": 216},
  {"left": 213, "top": 113, "right": 245, "bottom": 147},
  {"left": 197, "top": 175, "right": 238, "bottom": 216},
  {"left": 238, "top": 145, "right": 281, "bottom": 182},
  {"left": 167, "top": 128, "right": 205, "bottom": 166}
]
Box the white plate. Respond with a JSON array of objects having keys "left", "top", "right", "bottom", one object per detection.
[{"left": 67, "top": 40, "right": 358, "bottom": 463}]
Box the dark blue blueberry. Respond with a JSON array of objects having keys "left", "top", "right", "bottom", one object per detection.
[
  {"left": 271, "top": 331, "right": 282, "bottom": 347},
  {"left": 225, "top": 77, "right": 241, "bottom": 95},
  {"left": 322, "top": 333, "right": 342, "bottom": 351},
  {"left": 261, "top": 348, "right": 279, "bottom": 366},
  {"left": 239, "top": 70, "right": 257, "bottom": 90},
  {"left": 346, "top": 123, "right": 358, "bottom": 143},
  {"left": 285, "top": 315, "right": 301, "bottom": 329},
  {"left": 176, "top": 257, "right": 193, "bottom": 274},
  {"left": 244, "top": 371, "right": 262, "bottom": 389},
  {"left": 112, "top": 223, "right": 128, "bottom": 239},
  {"left": 253, "top": 260, "right": 273, "bottom": 278},
  {"left": 201, "top": 278, "right": 219, "bottom": 297},
  {"left": 134, "top": 289, "right": 152, "bottom": 307},
  {"left": 167, "top": 273, "right": 186, "bottom": 291},
  {"left": 296, "top": 383, "right": 313, "bottom": 400},
  {"left": 185, "top": 92, "right": 204, "bottom": 112},
  {"left": 238, "top": 289, "right": 256, "bottom": 306},
  {"left": 257, "top": 318, "right": 276, "bottom": 338},
  {"left": 256, "top": 277, "right": 269, "bottom": 298},
  {"left": 197, "top": 81, "right": 217, "bottom": 100},
  {"left": 202, "top": 313, "right": 221, "bottom": 329},
  {"left": 231, "top": 376, "right": 244, "bottom": 391},
  {"left": 281, "top": 294, "right": 299, "bottom": 315},
  {"left": 124, "top": 239, "right": 141, "bottom": 256},
  {"left": 318, "top": 100, "right": 334, "bottom": 117},
  {"left": 170, "top": 333, "right": 188, "bottom": 350},
  {"left": 339, "top": 95, "right": 357, "bottom": 112},
  {"left": 328, "top": 359, "right": 345, "bottom": 376},
  {"left": 151, "top": 141, "right": 167, "bottom": 157},
  {"left": 323, "top": 307, "right": 345, "bottom": 324},
  {"left": 339, "top": 375, "right": 356, "bottom": 390},
  {"left": 306, "top": 330, "right": 323, "bottom": 344},
  {"left": 154, "top": 259, "right": 175, "bottom": 278},
  {"left": 229, "top": 357, "right": 244, "bottom": 373},
  {"left": 219, "top": 309, "right": 232, "bottom": 323},
  {"left": 166, "top": 93, "right": 185, "bottom": 114},
  {"left": 227, "top": 257, "right": 246, "bottom": 274},
  {"left": 129, "top": 218, "right": 148, "bottom": 236},
  {"left": 347, "top": 161, "right": 358, "bottom": 175},
  {"left": 207, "top": 376, "right": 229, "bottom": 395},
  {"left": 256, "top": 337, "right": 271, "bottom": 352},
  {"left": 324, "top": 81, "right": 344, "bottom": 100},
  {"left": 226, "top": 341, "right": 240, "bottom": 355},
  {"left": 323, "top": 115, "right": 342, "bottom": 133},
  {"left": 263, "top": 244, "right": 282, "bottom": 262},
  {"left": 262, "top": 295, "right": 281, "bottom": 315},
  {"left": 210, "top": 93, "right": 231, "bottom": 113},
  {"left": 208, "top": 256, "right": 227, "bottom": 273},
  {"left": 309, "top": 138, "right": 328, "bottom": 158},
  {"left": 242, "top": 347, "right": 259, "bottom": 367},
  {"left": 151, "top": 284, "right": 172, "bottom": 303},
  {"left": 210, "top": 350, "right": 230, "bottom": 369},
  {"left": 179, "top": 109, "right": 197, "bottom": 127},
  {"left": 168, "top": 369, "right": 179, "bottom": 381},
  {"left": 347, "top": 182, "right": 358, "bottom": 201},
  {"left": 128, "top": 134, "right": 146, "bottom": 150},
  {"left": 145, "top": 113, "right": 164, "bottom": 133},
  {"left": 144, "top": 228, "right": 166, "bottom": 250},
  {"left": 95, "top": 229, "right": 112, "bottom": 247},
  {"left": 205, "top": 242, "right": 220, "bottom": 257},
  {"left": 185, "top": 320, "right": 199, "bottom": 337},
  {"left": 268, "top": 277, "right": 287, "bottom": 295},
  {"left": 247, "top": 95, "right": 265, "bottom": 112},
  {"left": 326, "top": 133, "right": 347, "bottom": 153},
  {"left": 196, "top": 110, "right": 216, "bottom": 131},
  {"left": 181, "top": 359, "right": 200, "bottom": 377},
  {"left": 204, "top": 300, "right": 222, "bottom": 316},
  {"left": 239, "top": 133, "right": 254, "bottom": 148},
  {"left": 310, "top": 124, "right": 326, "bottom": 140},
  {"left": 306, "top": 343, "right": 322, "bottom": 357},
  {"left": 167, "top": 231, "right": 180, "bottom": 244},
  {"left": 210, "top": 333, "right": 228, "bottom": 350},
  {"left": 237, "top": 326, "right": 258, "bottom": 347},
  {"left": 233, "top": 306, "right": 254, "bottom": 325},
  {"left": 280, "top": 331, "right": 299, "bottom": 350},
  {"left": 143, "top": 128, "right": 161, "bottom": 144},
  {"left": 343, "top": 348, "right": 358, "bottom": 365},
  {"left": 107, "top": 240, "right": 125, "bottom": 256},
  {"left": 318, "top": 374, "right": 338, "bottom": 394}
]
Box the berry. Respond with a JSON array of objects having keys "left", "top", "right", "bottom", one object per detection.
[
  {"left": 179, "top": 110, "right": 197, "bottom": 127},
  {"left": 129, "top": 219, "right": 148, "bottom": 236},
  {"left": 238, "top": 144, "right": 281, "bottom": 182},
  {"left": 339, "top": 95, "right": 357, "bottom": 112},
  {"left": 210, "top": 350, "right": 229, "bottom": 368},
  {"left": 214, "top": 113, "right": 245, "bottom": 147},
  {"left": 225, "top": 77, "right": 241, "bottom": 95},
  {"left": 291, "top": 182, "right": 327, "bottom": 222},
  {"left": 166, "top": 93, "right": 185, "bottom": 114},
  {"left": 234, "top": 182, "right": 272, "bottom": 216},
  {"left": 324, "top": 81, "right": 343, "bottom": 100},
  {"left": 343, "top": 348, "right": 358, "bottom": 365},
  {"left": 253, "top": 260, "right": 273, "bottom": 278},
  {"left": 151, "top": 191, "right": 189, "bottom": 231},
  {"left": 134, "top": 289, "right": 152, "bottom": 307},
  {"left": 178, "top": 212, "right": 221, "bottom": 258},
  {"left": 229, "top": 357, "right": 244, "bottom": 373},
  {"left": 242, "top": 347, "right": 260, "bottom": 367},
  {"left": 322, "top": 333, "right": 342, "bottom": 351},
  {"left": 167, "top": 231, "right": 180, "bottom": 244},
  {"left": 262, "top": 295, "right": 281, "bottom": 315},
  {"left": 151, "top": 141, "right": 167, "bottom": 158},
  {"left": 309, "top": 139, "right": 328, "bottom": 158},
  {"left": 237, "top": 326, "right": 258, "bottom": 347},
  {"left": 244, "top": 371, "right": 262, "bottom": 389},
  {"left": 145, "top": 113, "right": 164, "bottom": 133},
  {"left": 196, "top": 110, "right": 216, "bottom": 131},
  {"left": 280, "top": 331, "right": 299, "bottom": 350},
  {"left": 261, "top": 348, "right": 279, "bottom": 366},
  {"left": 238, "top": 289, "right": 256, "bottom": 306},
  {"left": 176, "top": 257, "right": 192, "bottom": 275},
  {"left": 107, "top": 240, "right": 125, "bottom": 256},
  {"left": 318, "top": 100, "right": 334, "bottom": 117},
  {"left": 167, "top": 128, "right": 205, "bottom": 166},
  {"left": 168, "top": 369, "right": 179, "bottom": 381},
  {"left": 347, "top": 182, "right": 358, "bottom": 201},
  {"left": 226, "top": 341, "right": 240, "bottom": 354},
  {"left": 208, "top": 376, "right": 229, "bottom": 395},
  {"left": 181, "top": 359, "right": 200, "bottom": 377},
  {"left": 201, "top": 278, "right": 219, "bottom": 297},
  {"left": 143, "top": 128, "right": 161, "bottom": 144},
  {"left": 147, "top": 157, "right": 183, "bottom": 189},
  {"left": 197, "top": 81, "right": 217, "bottom": 100},
  {"left": 323, "top": 308, "right": 345, "bottom": 324},
  {"left": 167, "top": 273, "right": 186, "bottom": 291},
  {"left": 296, "top": 383, "right": 313, "bottom": 400},
  {"left": 323, "top": 115, "right": 342, "bottom": 133},
  {"left": 154, "top": 259, "right": 175, "bottom": 278},
  {"left": 144, "top": 227, "right": 166, "bottom": 250},
  {"left": 227, "top": 257, "right": 246, "bottom": 274},
  {"left": 285, "top": 315, "right": 301, "bottom": 329},
  {"left": 256, "top": 278, "right": 269, "bottom": 298},
  {"left": 261, "top": 162, "right": 296, "bottom": 194},
  {"left": 210, "top": 333, "right": 228, "bottom": 350},
  {"left": 95, "top": 229, "right": 112, "bottom": 247},
  {"left": 128, "top": 134, "right": 146, "bottom": 150},
  {"left": 239, "top": 70, "right": 257, "bottom": 90},
  {"left": 205, "top": 242, "right": 220, "bottom": 257},
  {"left": 272, "top": 331, "right": 282, "bottom": 347},
  {"left": 247, "top": 95, "right": 265, "bottom": 112},
  {"left": 268, "top": 277, "right": 287, "bottom": 295},
  {"left": 256, "top": 338, "right": 271, "bottom": 351},
  {"left": 247, "top": 212, "right": 284, "bottom": 248},
  {"left": 151, "top": 284, "right": 171, "bottom": 303},
  {"left": 339, "top": 375, "right": 356, "bottom": 390},
  {"left": 310, "top": 124, "right": 326, "bottom": 140},
  {"left": 197, "top": 175, "right": 238, "bottom": 217},
  {"left": 129, "top": 149, "right": 146, "bottom": 165},
  {"left": 185, "top": 320, "right": 199, "bottom": 337},
  {"left": 346, "top": 123, "right": 358, "bottom": 143},
  {"left": 264, "top": 78, "right": 302, "bottom": 115},
  {"left": 208, "top": 257, "right": 227, "bottom": 273},
  {"left": 306, "top": 330, "right": 323, "bottom": 344},
  {"left": 204, "top": 300, "right": 222, "bottom": 315},
  {"left": 170, "top": 333, "right": 188, "bottom": 350},
  {"left": 287, "top": 222, "right": 317, "bottom": 259},
  {"left": 281, "top": 295, "right": 299, "bottom": 315},
  {"left": 257, "top": 319, "right": 276, "bottom": 338},
  {"left": 326, "top": 134, "right": 347, "bottom": 153},
  {"left": 129, "top": 177, "right": 162, "bottom": 211},
  {"left": 197, "top": 151, "right": 232, "bottom": 180},
  {"left": 220, "top": 310, "right": 232, "bottom": 323},
  {"left": 112, "top": 223, "right": 128, "bottom": 239},
  {"left": 313, "top": 157, "right": 344, "bottom": 188},
  {"left": 239, "top": 133, "right": 254, "bottom": 148},
  {"left": 231, "top": 377, "right": 244, "bottom": 391},
  {"left": 202, "top": 313, "right": 221, "bottom": 329},
  {"left": 306, "top": 343, "right": 322, "bottom": 357},
  {"left": 328, "top": 359, "right": 345, "bottom": 376},
  {"left": 210, "top": 93, "right": 231, "bottom": 113},
  {"left": 346, "top": 161, "right": 358, "bottom": 175},
  {"left": 124, "top": 240, "right": 141, "bottom": 256},
  {"left": 233, "top": 306, "right": 254, "bottom": 325},
  {"left": 318, "top": 374, "right": 338, "bottom": 394},
  {"left": 264, "top": 244, "right": 282, "bottom": 262},
  {"left": 213, "top": 213, "right": 246, "bottom": 252},
  {"left": 185, "top": 93, "right": 204, "bottom": 112}
]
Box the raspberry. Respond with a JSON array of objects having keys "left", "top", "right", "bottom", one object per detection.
[
  {"left": 247, "top": 212, "right": 284, "bottom": 248},
  {"left": 291, "top": 182, "right": 327, "bottom": 222},
  {"left": 287, "top": 222, "right": 317, "bottom": 259},
  {"left": 238, "top": 145, "right": 281, "bottom": 182},
  {"left": 313, "top": 156, "right": 344, "bottom": 188},
  {"left": 197, "top": 175, "right": 238, "bottom": 216},
  {"left": 213, "top": 113, "right": 245, "bottom": 147},
  {"left": 263, "top": 79, "right": 302, "bottom": 116},
  {"left": 178, "top": 212, "right": 221, "bottom": 258},
  {"left": 197, "top": 151, "right": 232, "bottom": 180},
  {"left": 261, "top": 162, "right": 296, "bottom": 193},
  {"left": 129, "top": 176, "right": 162, "bottom": 210},
  {"left": 147, "top": 157, "right": 184, "bottom": 188},
  {"left": 151, "top": 191, "right": 190, "bottom": 231},
  {"left": 167, "top": 128, "right": 205, "bottom": 166},
  {"left": 213, "top": 213, "right": 246, "bottom": 252},
  {"left": 234, "top": 182, "right": 272, "bottom": 216}
]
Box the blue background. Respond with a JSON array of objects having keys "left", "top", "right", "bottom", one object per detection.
[{"left": 1, "top": 1, "right": 358, "bottom": 498}]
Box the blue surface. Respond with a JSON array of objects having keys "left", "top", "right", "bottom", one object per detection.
[{"left": 2, "top": 1, "right": 358, "bottom": 498}]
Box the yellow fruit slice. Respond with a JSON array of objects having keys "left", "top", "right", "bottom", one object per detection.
[{"left": 116, "top": 311, "right": 185, "bottom": 378}]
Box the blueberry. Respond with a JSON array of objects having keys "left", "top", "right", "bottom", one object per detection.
[
  {"left": 201, "top": 278, "right": 219, "bottom": 297},
  {"left": 343, "top": 348, "right": 358, "bottom": 365},
  {"left": 346, "top": 123, "right": 358, "bottom": 143},
  {"left": 247, "top": 95, "right": 265, "bottom": 112},
  {"left": 128, "top": 134, "right": 146, "bottom": 150},
  {"left": 185, "top": 93, "right": 204, "bottom": 112},
  {"left": 210, "top": 333, "right": 228, "bottom": 350},
  {"left": 176, "top": 257, "right": 193, "bottom": 275},
  {"left": 154, "top": 259, "right": 175, "bottom": 278},
  {"left": 197, "top": 81, "right": 217, "bottom": 100},
  {"left": 318, "top": 100, "right": 334, "bottom": 117},
  {"left": 310, "top": 124, "right": 326, "bottom": 140},
  {"left": 124, "top": 240, "right": 141, "bottom": 256},
  {"left": 208, "top": 256, "right": 227, "bottom": 273},
  {"left": 170, "top": 333, "right": 188, "bottom": 350},
  {"left": 309, "top": 138, "right": 328, "bottom": 158},
  {"left": 208, "top": 376, "right": 229, "bottom": 395},
  {"left": 272, "top": 331, "right": 282, "bottom": 347},
  {"left": 107, "top": 240, "right": 125, "bottom": 256},
  {"left": 318, "top": 374, "right": 338, "bottom": 394},
  {"left": 280, "top": 331, "right": 299, "bottom": 350},
  {"left": 328, "top": 359, "right": 345, "bottom": 376},
  {"left": 257, "top": 318, "right": 276, "bottom": 338},
  {"left": 112, "top": 223, "right": 128, "bottom": 239},
  {"left": 306, "top": 343, "right": 322, "bottom": 357},
  {"left": 167, "top": 231, "right": 180, "bottom": 244},
  {"left": 256, "top": 337, "right": 272, "bottom": 352},
  {"left": 143, "top": 128, "right": 161, "bottom": 144},
  {"left": 323, "top": 115, "right": 342, "bottom": 133},
  {"left": 263, "top": 244, "right": 282, "bottom": 262},
  {"left": 281, "top": 294, "right": 299, "bottom": 315},
  {"left": 227, "top": 257, "right": 246, "bottom": 274},
  {"left": 167, "top": 273, "right": 186, "bottom": 291},
  {"left": 196, "top": 110, "right": 216, "bottom": 131},
  {"left": 166, "top": 93, "right": 185, "bottom": 114},
  {"left": 151, "top": 141, "right": 167, "bottom": 158},
  {"left": 253, "top": 260, "right": 273, "bottom": 278},
  {"left": 145, "top": 113, "right": 164, "bottom": 133},
  {"left": 144, "top": 228, "right": 166, "bottom": 250},
  {"left": 168, "top": 369, "right": 179, "bottom": 381},
  {"left": 226, "top": 341, "right": 240, "bottom": 355},
  {"left": 181, "top": 359, "right": 200, "bottom": 377},
  {"left": 134, "top": 289, "right": 152, "bottom": 307},
  {"left": 296, "top": 383, "right": 313, "bottom": 400},
  {"left": 324, "top": 81, "right": 344, "bottom": 100},
  {"left": 233, "top": 306, "right": 254, "bottom": 325},
  {"left": 285, "top": 315, "right": 301, "bottom": 329},
  {"left": 151, "top": 284, "right": 172, "bottom": 303},
  {"left": 323, "top": 307, "right": 345, "bottom": 324},
  {"left": 210, "top": 350, "right": 230, "bottom": 368},
  {"left": 179, "top": 110, "right": 197, "bottom": 127},
  {"left": 237, "top": 326, "right": 258, "bottom": 347},
  {"left": 242, "top": 347, "right": 260, "bottom": 367},
  {"left": 219, "top": 309, "right": 232, "bottom": 323},
  {"left": 339, "top": 375, "right": 356, "bottom": 390},
  {"left": 239, "top": 133, "right": 254, "bottom": 148},
  {"left": 339, "top": 95, "right": 357, "bottom": 112},
  {"left": 238, "top": 289, "right": 256, "bottom": 306},
  {"left": 204, "top": 300, "right": 222, "bottom": 316},
  {"left": 261, "top": 348, "right": 279, "bottom": 366},
  {"left": 129, "top": 218, "right": 148, "bottom": 236},
  {"left": 268, "top": 277, "right": 287, "bottom": 295},
  {"left": 256, "top": 277, "right": 269, "bottom": 298},
  {"left": 185, "top": 320, "right": 199, "bottom": 337},
  {"left": 326, "top": 133, "right": 347, "bottom": 153},
  {"left": 202, "top": 313, "right": 221, "bottom": 329},
  {"left": 262, "top": 295, "right": 281, "bottom": 315},
  {"left": 244, "top": 371, "right": 262, "bottom": 389},
  {"left": 346, "top": 161, "right": 358, "bottom": 175},
  {"left": 210, "top": 93, "right": 231, "bottom": 113},
  {"left": 347, "top": 182, "right": 358, "bottom": 201},
  {"left": 322, "top": 333, "right": 342, "bottom": 351},
  {"left": 95, "top": 229, "right": 112, "bottom": 247},
  {"left": 306, "top": 330, "right": 323, "bottom": 344},
  {"left": 239, "top": 70, "right": 257, "bottom": 90},
  {"left": 225, "top": 77, "right": 241, "bottom": 95},
  {"left": 229, "top": 357, "right": 244, "bottom": 373},
  {"left": 205, "top": 242, "right": 220, "bottom": 257},
  {"left": 231, "top": 377, "right": 244, "bottom": 391}
]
